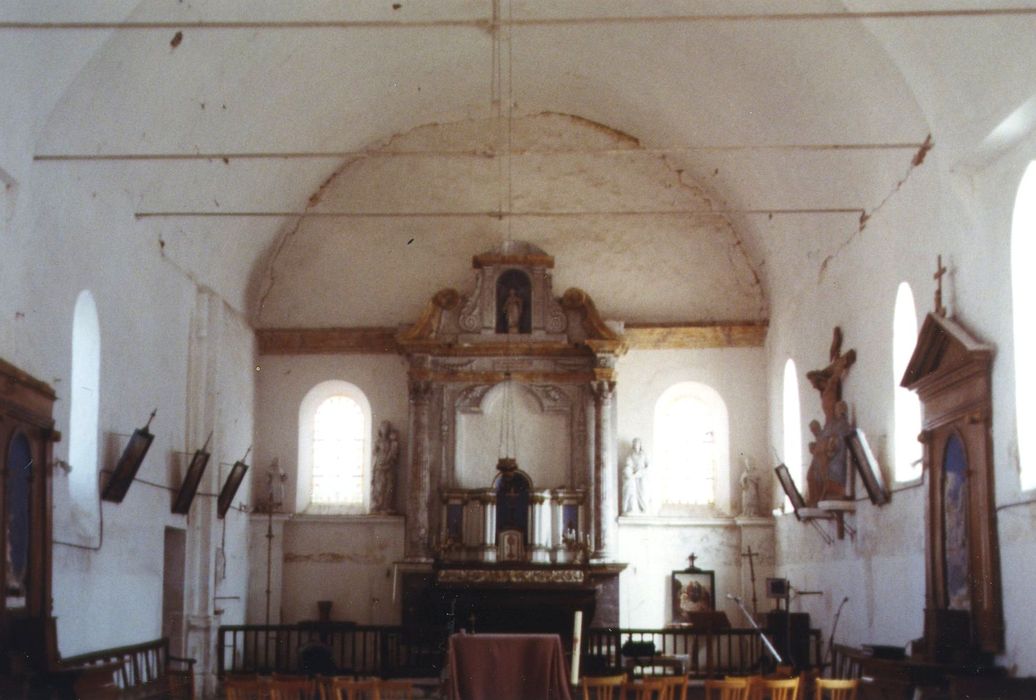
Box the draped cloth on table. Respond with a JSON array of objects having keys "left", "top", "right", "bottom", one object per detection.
[{"left": 447, "top": 633, "right": 573, "bottom": 700}]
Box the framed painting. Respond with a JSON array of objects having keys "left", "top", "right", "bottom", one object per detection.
[
  {"left": 848, "top": 428, "right": 890, "bottom": 505},
  {"left": 774, "top": 463, "right": 807, "bottom": 520},
  {"left": 671, "top": 569, "right": 715, "bottom": 622},
  {"left": 101, "top": 426, "right": 154, "bottom": 503},
  {"left": 171, "top": 447, "right": 210, "bottom": 515},
  {"left": 217, "top": 460, "right": 249, "bottom": 519}
]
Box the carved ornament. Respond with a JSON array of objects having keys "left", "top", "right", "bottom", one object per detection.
[
  {"left": 436, "top": 568, "right": 585, "bottom": 585},
  {"left": 397, "top": 288, "right": 462, "bottom": 344}
]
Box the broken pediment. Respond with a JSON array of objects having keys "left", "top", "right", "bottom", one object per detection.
[
  {"left": 900, "top": 313, "right": 994, "bottom": 400},
  {"left": 396, "top": 241, "right": 625, "bottom": 356}
]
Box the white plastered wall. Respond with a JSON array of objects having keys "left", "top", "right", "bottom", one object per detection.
[
  {"left": 765, "top": 122, "right": 1036, "bottom": 673},
  {"left": 615, "top": 347, "right": 773, "bottom": 628},
  {"left": 0, "top": 115, "right": 255, "bottom": 694}
]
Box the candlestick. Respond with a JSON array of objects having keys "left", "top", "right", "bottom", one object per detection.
[{"left": 570, "top": 610, "right": 583, "bottom": 686}]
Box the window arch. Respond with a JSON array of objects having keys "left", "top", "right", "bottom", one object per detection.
[
  {"left": 69, "top": 290, "right": 100, "bottom": 509},
  {"left": 893, "top": 282, "right": 923, "bottom": 482},
  {"left": 782, "top": 359, "right": 803, "bottom": 507},
  {"left": 1013, "top": 161, "right": 1036, "bottom": 490},
  {"left": 653, "top": 382, "right": 728, "bottom": 508},
  {"left": 297, "top": 380, "right": 372, "bottom": 513}
]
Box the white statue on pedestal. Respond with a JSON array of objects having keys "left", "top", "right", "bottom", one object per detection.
[
  {"left": 739, "top": 455, "right": 760, "bottom": 517},
  {"left": 621, "top": 438, "right": 649, "bottom": 514}
]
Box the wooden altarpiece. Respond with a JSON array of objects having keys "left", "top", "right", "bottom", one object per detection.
[
  {"left": 0, "top": 359, "right": 59, "bottom": 676},
  {"left": 394, "top": 241, "right": 628, "bottom": 639},
  {"left": 901, "top": 312, "right": 1003, "bottom": 661}
]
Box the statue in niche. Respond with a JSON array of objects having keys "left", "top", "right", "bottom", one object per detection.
[
  {"left": 495, "top": 269, "right": 532, "bottom": 334},
  {"left": 804, "top": 327, "right": 856, "bottom": 505},
  {"left": 370, "top": 420, "right": 400, "bottom": 514},
  {"left": 504, "top": 288, "right": 523, "bottom": 334},
  {"left": 739, "top": 456, "right": 760, "bottom": 517},
  {"left": 621, "top": 438, "right": 649, "bottom": 514}
]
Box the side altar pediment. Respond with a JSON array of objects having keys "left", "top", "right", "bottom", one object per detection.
[
  {"left": 396, "top": 241, "right": 625, "bottom": 357},
  {"left": 901, "top": 312, "right": 994, "bottom": 403}
]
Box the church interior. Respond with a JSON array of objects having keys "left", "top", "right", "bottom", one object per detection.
[{"left": 3, "top": 1, "right": 1036, "bottom": 698}]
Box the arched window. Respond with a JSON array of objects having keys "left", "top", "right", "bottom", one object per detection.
[
  {"left": 653, "top": 382, "right": 728, "bottom": 508},
  {"left": 782, "top": 359, "right": 803, "bottom": 507},
  {"left": 69, "top": 290, "right": 100, "bottom": 509},
  {"left": 297, "top": 381, "right": 371, "bottom": 513},
  {"left": 893, "top": 282, "right": 923, "bottom": 482},
  {"left": 1013, "top": 161, "right": 1036, "bottom": 490}
]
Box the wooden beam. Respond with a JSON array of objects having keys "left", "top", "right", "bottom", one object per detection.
[
  {"left": 257, "top": 327, "right": 399, "bottom": 355},
  {"left": 623, "top": 322, "right": 768, "bottom": 349}
]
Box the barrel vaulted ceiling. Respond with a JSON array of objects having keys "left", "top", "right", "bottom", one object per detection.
[{"left": 5, "top": 1, "right": 1036, "bottom": 325}]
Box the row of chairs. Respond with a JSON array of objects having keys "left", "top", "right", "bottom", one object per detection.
[
  {"left": 223, "top": 675, "right": 415, "bottom": 700},
  {"left": 580, "top": 673, "right": 859, "bottom": 700}
]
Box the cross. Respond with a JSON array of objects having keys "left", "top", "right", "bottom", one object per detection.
[
  {"left": 688, "top": 553, "right": 698, "bottom": 570},
  {"left": 933, "top": 254, "right": 948, "bottom": 317},
  {"left": 741, "top": 547, "right": 760, "bottom": 615}
]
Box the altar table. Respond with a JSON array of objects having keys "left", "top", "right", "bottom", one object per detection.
[{"left": 447, "top": 632, "right": 573, "bottom": 700}]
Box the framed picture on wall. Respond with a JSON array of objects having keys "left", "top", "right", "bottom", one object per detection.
[
  {"left": 774, "top": 463, "right": 807, "bottom": 520},
  {"left": 101, "top": 425, "right": 155, "bottom": 503},
  {"left": 171, "top": 447, "right": 210, "bottom": 515},
  {"left": 217, "top": 460, "right": 249, "bottom": 519},
  {"left": 671, "top": 569, "right": 715, "bottom": 622},
  {"left": 848, "top": 429, "right": 890, "bottom": 505}
]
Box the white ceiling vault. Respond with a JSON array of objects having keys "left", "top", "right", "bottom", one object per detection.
[{"left": 6, "top": 1, "right": 1036, "bottom": 325}]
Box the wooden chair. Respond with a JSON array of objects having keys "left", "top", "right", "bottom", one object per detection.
[
  {"left": 269, "top": 675, "right": 317, "bottom": 700},
  {"left": 659, "top": 674, "right": 689, "bottom": 700},
  {"left": 223, "top": 675, "right": 269, "bottom": 700},
  {"left": 760, "top": 676, "right": 800, "bottom": 700},
  {"left": 623, "top": 677, "right": 668, "bottom": 700},
  {"left": 376, "top": 679, "right": 415, "bottom": 700},
  {"left": 326, "top": 677, "right": 381, "bottom": 700},
  {"left": 814, "top": 678, "right": 859, "bottom": 700},
  {"left": 725, "top": 675, "right": 763, "bottom": 700},
  {"left": 703, "top": 677, "right": 751, "bottom": 700},
  {"left": 581, "top": 674, "right": 627, "bottom": 700}
]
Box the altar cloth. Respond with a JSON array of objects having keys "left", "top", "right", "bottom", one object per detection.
[{"left": 447, "top": 632, "right": 573, "bottom": 700}]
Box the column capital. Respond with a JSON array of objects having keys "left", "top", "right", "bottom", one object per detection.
[
  {"left": 409, "top": 379, "right": 434, "bottom": 404},
  {"left": 590, "top": 379, "right": 616, "bottom": 402}
]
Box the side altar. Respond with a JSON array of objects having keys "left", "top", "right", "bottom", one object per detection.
[{"left": 395, "top": 241, "right": 628, "bottom": 633}]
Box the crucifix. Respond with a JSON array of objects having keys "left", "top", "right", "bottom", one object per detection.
[
  {"left": 933, "top": 254, "right": 948, "bottom": 317},
  {"left": 741, "top": 547, "right": 760, "bottom": 616},
  {"left": 687, "top": 553, "right": 698, "bottom": 570}
]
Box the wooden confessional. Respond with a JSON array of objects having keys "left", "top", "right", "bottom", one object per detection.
[{"left": 0, "top": 359, "right": 59, "bottom": 679}]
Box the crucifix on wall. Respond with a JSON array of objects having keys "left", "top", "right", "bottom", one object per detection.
[{"left": 804, "top": 327, "right": 856, "bottom": 505}]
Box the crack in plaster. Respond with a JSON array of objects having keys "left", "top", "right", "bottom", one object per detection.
[
  {"left": 659, "top": 154, "right": 768, "bottom": 318},
  {"left": 817, "top": 135, "right": 933, "bottom": 283},
  {"left": 254, "top": 155, "right": 365, "bottom": 325},
  {"left": 255, "top": 112, "right": 769, "bottom": 322}
]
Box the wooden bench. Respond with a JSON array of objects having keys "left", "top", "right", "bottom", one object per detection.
[{"left": 59, "top": 637, "right": 195, "bottom": 699}]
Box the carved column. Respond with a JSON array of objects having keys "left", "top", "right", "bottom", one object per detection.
[
  {"left": 406, "top": 379, "right": 434, "bottom": 560},
  {"left": 479, "top": 490, "right": 497, "bottom": 563},
  {"left": 529, "top": 491, "right": 550, "bottom": 563},
  {"left": 583, "top": 387, "right": 597, "bottom": 559},
  {"left": 591, "top": 380, "right": 617, "bottom": 561}
]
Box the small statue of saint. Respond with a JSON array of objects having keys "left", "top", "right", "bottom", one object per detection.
[
  {"left": 739, "top": 456, "right": 760, "bottom": 517},
  {"left": 370, "top": 420, "right": 400, "bottom": 514},
  {"left": 504, "top": 288, "right": 523, "bottom": 334},
  {"left": 621, "top": 437, "right": 649, "bottom": 514}
]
